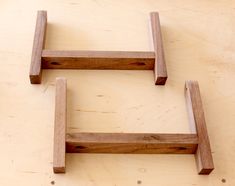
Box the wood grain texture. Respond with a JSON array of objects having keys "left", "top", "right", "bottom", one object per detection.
[
  {"left": 185, "top": 81, "right": 214, "bottom": 174},
  {"left": 53, "top": 78, "right": 67, "bottom": 173},
  {"left": 29, "top": 10, "right": 47, "bottom": 84},
  {"left": 150, "top": 12, "right": 167, "bottom": 85},
  {"left": 66, "top": 133, "right": 198, "bottom": 154},
  {"left": 41, "top": 50, "right": 155, "bottom": 70}
]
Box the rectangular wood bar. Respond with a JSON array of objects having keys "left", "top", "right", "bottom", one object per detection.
[
  {"left": 150, "top": 12, "right": 167, "bottom": 85},
  {"left": 42, "top": 50, "right": 155, "bottom": 70},
  {"left": 66, "top": 133, "right": 198, "bottom": 154},
  {"left": 185, "top": 81, "right": 214, "bottom": 174},
  {"left": 53, "top": 78, "right": 67, "bottom": 173},
  {"left": 29, "top": 10, "right": 47, "bottom": 84}
]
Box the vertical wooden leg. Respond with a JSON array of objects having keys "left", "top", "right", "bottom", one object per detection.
[
  {"left": 53, "top": 78, "right": 67, "bottom": 173},
  {"left": 185, "top": 81, "right": 214, "bottom": 174},
  {"left": 29, "top": 10, "right": 47, "bottom": 84},
  {"left": 150, "top": 12, "right": 167, "bottom": 85}
]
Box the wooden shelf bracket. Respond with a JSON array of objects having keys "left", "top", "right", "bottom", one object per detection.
[
  {"left": 53, "top": 78, "right": 214, "bottom": 174},
  {"left": 30, "top": 10, "right": 167, "bottom": 85}
]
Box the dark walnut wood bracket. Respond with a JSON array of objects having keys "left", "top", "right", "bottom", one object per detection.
[
  {"left": 29, "top": 10, "right": 167, "bottom": 85},
  {"left": 53, "top": 78, "right": 214, "bottom": 174}
]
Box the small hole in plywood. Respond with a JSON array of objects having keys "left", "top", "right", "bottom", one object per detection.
[{"left": 137, "top": 180, "right": 142, "bottom": 184}]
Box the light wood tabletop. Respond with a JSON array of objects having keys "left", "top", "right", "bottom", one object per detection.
[{"left": 0, "top": 0, "right": 234, "bottom": 185}]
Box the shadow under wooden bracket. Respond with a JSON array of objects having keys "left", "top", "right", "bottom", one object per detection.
[
  {"left": 53, "top": 78, "right": 214, "bottom": 174},
  {"left": 29, "top": 10, "right": 167, "bottom": 85}
]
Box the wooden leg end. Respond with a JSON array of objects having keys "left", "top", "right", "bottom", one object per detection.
[
  {"left": 53, "top": 166, "right": 65, "bottom": 174},
  {"left": 155, "top": 76, "right": 167, "bottom": 85},
  {"left": 198, "top": 168, "right": 214, "bottom": 175},
  {"left": 30, "top": 74, "right": 41, "bottom": 84}
]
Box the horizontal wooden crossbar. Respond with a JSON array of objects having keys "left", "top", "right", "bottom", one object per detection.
[
  {"left": 29, "top": 11, "right": 167, "bottom": 85},
  {"left": 42, "top": 50, "right": 155, "bottom": 70},
  {"left": 66, "top": 133, "right": 198, "bottom": 154},
  {"left": 53, "top": 78, "right": 214, "bottom": 174}
]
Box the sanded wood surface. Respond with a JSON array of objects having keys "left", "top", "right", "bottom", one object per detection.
[
  {"left": 41, "top": 50, "right": 155, "bottom": 70},
  {"left": 185, "top": 81, "right": 214, "bottom": 174},
  {"left": 53, "top": 78, "right": 67, "bottom": 173},
  {"left": 66, "top": 133, "right": 198, "bottom": 154},
  {"left": 29, "top": 10, "right": 47, "bottom": 84},
  {"left": 150, "top": 12, "right": 167, "bottom": 85}
]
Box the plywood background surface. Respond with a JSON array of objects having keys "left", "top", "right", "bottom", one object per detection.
[{"left": 0, "top": 0, "right": 235, "bottom": 185}]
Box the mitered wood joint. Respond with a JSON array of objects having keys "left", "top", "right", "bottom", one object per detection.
[
  {"left": 53, "top": 78, "right": 214, "bottom": 174},
  {"left": 30, "top": 11, "right": 167, "bottom": 85}
]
